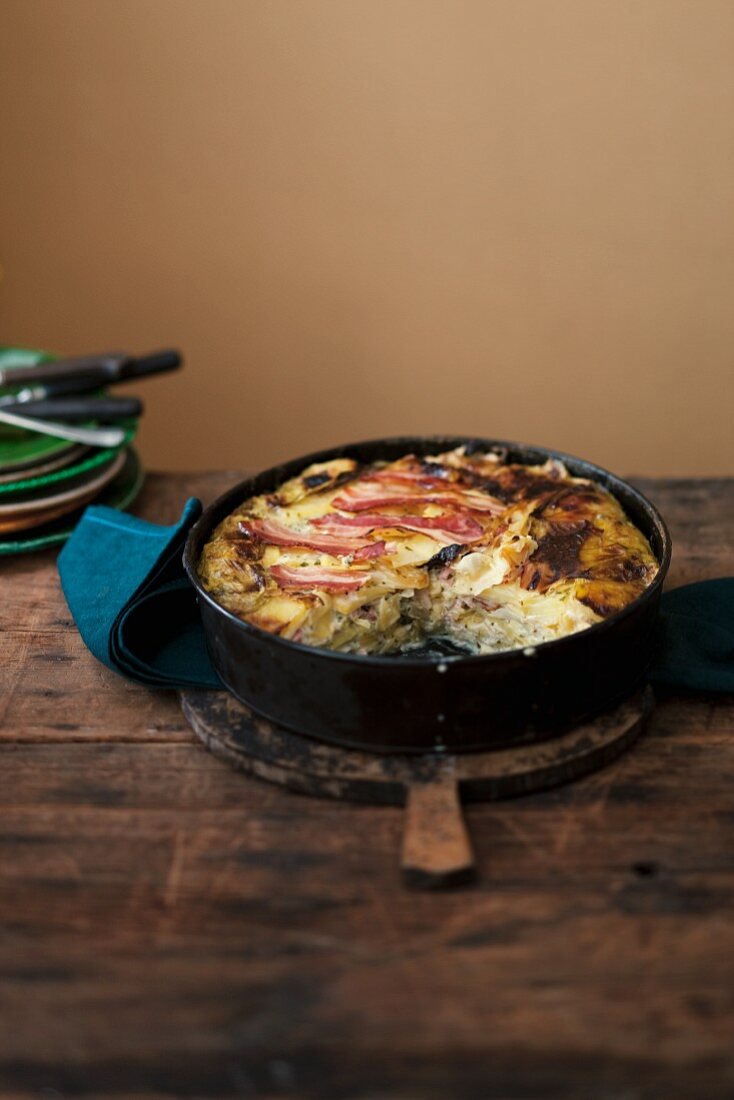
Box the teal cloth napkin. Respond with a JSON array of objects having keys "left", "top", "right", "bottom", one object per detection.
[
  {"left": 58, "top": 499, "right": 221, "bottom": 689},
  {"left": 58, "top": 501, "right": 734, "bottom": 694},
  {"left": 651, "top": 578, "right": 734, "bottom": 693}
]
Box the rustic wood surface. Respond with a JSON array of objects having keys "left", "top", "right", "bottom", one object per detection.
[
  {"left": 181, "top": 685, "right": 652, "bottom": 888},
  {"left": 1, "top": 472, "right": 732, "bottom": 1100}
]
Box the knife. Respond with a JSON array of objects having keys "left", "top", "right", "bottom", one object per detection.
[
  {"left": 0, "top": 406, "right": 125, "bottom": 448},
  {"left": 6, "top": 396, "right": 144, "bottom": 422},
  {"left": 0, "top": 348, "right": 182, "bottom": 388}
]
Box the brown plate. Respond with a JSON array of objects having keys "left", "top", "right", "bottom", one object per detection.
[
  {"left": 0, "top": 449, "right": 126, "bottom": 533},
  {"left": 0, "top": 444, "right": 89, "bottom": 486},
  {"left": 0, "top": 447, "right": 143, "bottom": 555}
]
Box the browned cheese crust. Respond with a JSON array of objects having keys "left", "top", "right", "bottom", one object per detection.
[{"left": 197, "top": 448, "right": 658, "bottom": 655}]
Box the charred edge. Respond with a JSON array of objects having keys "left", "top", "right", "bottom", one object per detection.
[
  {"left": 303, "top": 472, "right": 331, "bottom": 489},
  {"left": 332, "top": 466, "right": 362, "bottom": 489},
  {"left": 231, "top": 526, "right": 264, "bottom": 563},
  {"left": 419, "top": 460, "right": 452, "bottom": 479},
  {"left": 310, "top": 465, "right": 363, "bottom": 493},
  {"left": 461, "top": 439, "right": 490, "bottom": 456},
  {"left": 549, "top": 486, "right": 600, "bottom": 508},
  {"left": 579, "top": 593, "right": 617, "bottom": 616},
  {"left": 244, "top": 564, "right": 266, "bottom": 590},
  {"left": 462, "top": 467, "right": 565, "bottom": 503},
  {"left": 424, "top": 543, "right": 465, "bottom": 570},
  {"left": 527, "top": 484, "right": 575, "bottom": 511},
  {"left": 476, "top": 477, "right": 513, "bottom": 501},
  {"left": 521, "top": 523, "right": 590, "bottom": 592}
]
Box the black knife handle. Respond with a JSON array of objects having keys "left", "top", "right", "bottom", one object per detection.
[
  {"left": 34, "top": 371, "right": 115, "bottom": 398},
  {"left": 0, "top": 352, "right": 128, "bottom": 387},
  {"left": 19, "top": 396, "right": 144, "bottom": 422},
  {"left": 30, "top": 351, "right": 182, "bottom": 398},
  {"left": 0, "top": 347, "right": 182, "bottom": 387},
  {"left": 120, "top": 349, "right": 182, "bottom": 380}
]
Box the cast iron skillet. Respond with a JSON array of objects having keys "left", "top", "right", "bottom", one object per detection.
[{"left": 184, "top": 436, "right": 671, "bottom": 754}]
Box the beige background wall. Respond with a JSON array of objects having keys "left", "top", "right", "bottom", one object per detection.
[{"left": 1, "top": 0, "right": 732, "bottom": 476}]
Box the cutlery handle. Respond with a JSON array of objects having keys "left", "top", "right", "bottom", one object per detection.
[
  {"left": 18, "top": 397, "right": 143, "bottom": 422},
  {"left": 30, "top": 372, "right": 118, "bottom": 398},
  {"left": 0, "top": 352, "right": 128, "bottom": 386},
  {"left": 0, "top": 348, "right": 182, "bottom": 387},
  {"left": 120, "top": 349, "right": 182, "bottom": 381}
]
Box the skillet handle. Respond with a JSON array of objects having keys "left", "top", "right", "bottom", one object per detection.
[{"left": 401, "top": 767, "right": 475, "bottom": 889}]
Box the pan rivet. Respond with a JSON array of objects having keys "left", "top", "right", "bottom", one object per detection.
[
  {"left": 437, "top": 713, "right": 446, "bottom": 723},
  {"left": 523, "top": 646, "right": 537, "bottom": 657},
  {"left": 437, "top": 663, "right": 448, "bottom": 674}
]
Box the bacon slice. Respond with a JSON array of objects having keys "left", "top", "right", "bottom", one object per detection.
[
  {"left": 333, "top": 480, "right": 504, "bottom": 515},
  {"left": 352, "top": 539, "right": 387, "bottom": 560},
  {"left": 370, "top": 468, "right": 449, "bottom": 486},
  {"left": 270, "top": 564, "right": 369, "bottom": 591},
  {"left": 313, "top": 511, "right": 485, "bottom": 545},
  {"left": 240, "top": 518, "right": 376, "bottom": 556}
]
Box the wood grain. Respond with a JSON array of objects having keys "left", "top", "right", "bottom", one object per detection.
[
  {"left": 0, "top": 473, "right": 732, "bottom": 1099},
  {"left": 402, "top": 768, "right": 476, "bottom": 887},
  {"left": 181, "top": 686, "right": 651, "bottom": 888}
]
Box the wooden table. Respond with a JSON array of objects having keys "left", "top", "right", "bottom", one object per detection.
[{"left": 1, "top": 473, "right": 733, "bottom": 1100}]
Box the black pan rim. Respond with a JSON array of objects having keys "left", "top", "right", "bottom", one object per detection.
[{"left": 183, "top": 434, "right": 672, "bottom": 669}]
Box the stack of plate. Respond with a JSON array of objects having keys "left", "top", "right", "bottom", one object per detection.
[{"left": 0, "top": 348, "right": 144, "bottom": 556}]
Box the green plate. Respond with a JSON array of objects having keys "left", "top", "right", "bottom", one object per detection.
[
  {"left": 0, "top": 346, "right": 137, "bottom": 476},
  {"left": 0, "top": 425, "right": 137, "bottom": 497},
  {"left": 0, "top": 347, "right": 76, "bottom": 469},
  {"left": 0, "top": 443, "right": 88, "bottom": 484},
  {"left": 0, "top": 446, "right": 144, "bottom": 556}
]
